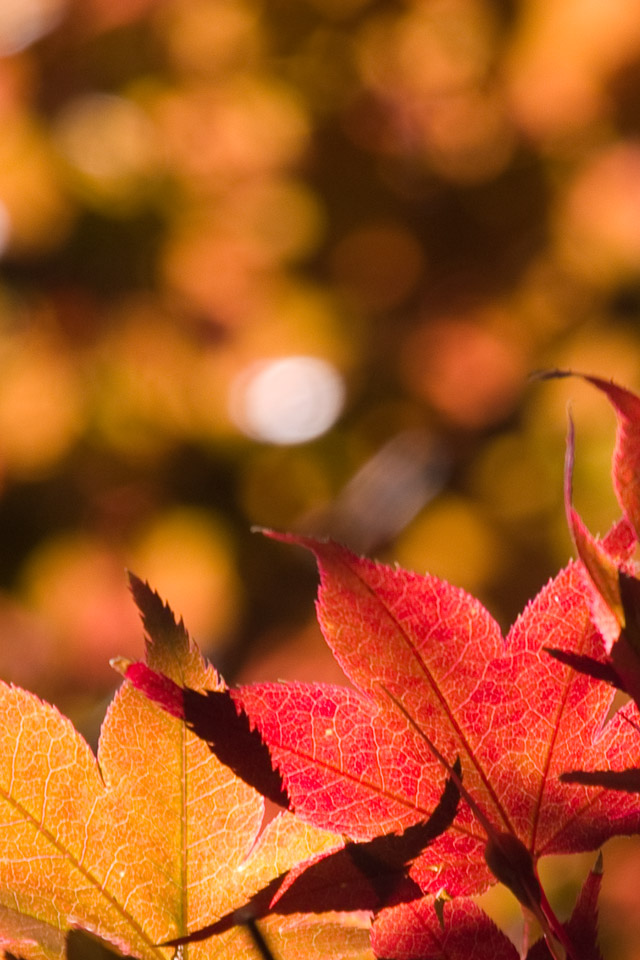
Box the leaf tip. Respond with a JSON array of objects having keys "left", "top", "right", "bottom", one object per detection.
[
  {"left": 530, "top": 367, "right": 573, "bottom": 382},
  {"left": 257, "top": 527, "right": 299, "bottom": 546},
  {"left": 110, "top": 656, "right": 133, "bottom": 677},
  {"left": 126, "top": 570, "right": 153, "bottom": 608},
  {"left": 124, "top": 661, "right": 186, "bottom": 719}
]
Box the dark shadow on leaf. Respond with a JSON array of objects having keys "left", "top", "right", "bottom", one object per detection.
[
  {"left": 183, "top": 686, "right": 292, "bottom": 809},
  {"left": 168, "top": 759, "right": 461, "bottom": 946},
  {"left": 560, "top": 769, "right": 640, "bottom": 792},
  {"left": 544, "top": 648, "right": 624, "bottom": 690}
]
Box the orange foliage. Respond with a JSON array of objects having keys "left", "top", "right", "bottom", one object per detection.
[{"left": 0, "top": 0, "right": 640, "bottom": 802}]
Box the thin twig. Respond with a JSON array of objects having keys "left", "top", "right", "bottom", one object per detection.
[{"left": 246, "top": 919, "right": 278, "bottom": 960}]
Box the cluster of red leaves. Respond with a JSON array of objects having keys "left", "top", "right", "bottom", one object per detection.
[{"left": 2, "top": 373, "right": 640, "bottom": 960}]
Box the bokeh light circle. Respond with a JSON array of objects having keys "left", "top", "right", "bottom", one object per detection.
[{"left": 229, "top": 355, "right": 345, "bottom": 444}]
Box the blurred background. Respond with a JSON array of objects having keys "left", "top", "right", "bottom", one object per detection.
[{"left": 1, "top": 0, "right": 640, "bottom": 953}]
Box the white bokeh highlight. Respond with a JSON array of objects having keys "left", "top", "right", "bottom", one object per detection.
[
  {"left": 0, "top": 0, "right": 66, "bottom": 56},
  {"left": 230, "top": 355, "right": 345, "bottom": 444}
]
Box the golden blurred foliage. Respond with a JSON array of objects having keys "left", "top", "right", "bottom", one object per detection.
[
  {"left": 2, "top": 0, "right": 640, "bottom": 948},
  {"left": 0, "top": 0, "right": 639, "bottom": 776}
]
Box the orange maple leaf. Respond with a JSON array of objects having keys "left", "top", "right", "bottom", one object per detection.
[{"left": 0, "top": 578, "right": 352, "bottom": 960}]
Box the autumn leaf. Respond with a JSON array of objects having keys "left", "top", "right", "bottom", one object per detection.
[
  {"left": 0, "top": 576, "right": 350, "bottom": 960},
  {"left": 124, "top": 573, "right": 292, "bottom": 810},
  {"left": 548, "top": 380, "right": 640, "bottom": 711},
  {"left": 371, "top": 896, "right": 520, "bottom": 960},
  {"left": 120, "top": 661, "right": 293, "bottom": 811},
  {"left": 537, "top": 370, "right": 640, "bottom": 537},
  {"left": 562, "top": 412, "right": 628, "bottom": 646},
  {"left": 221, "top": 529, "right": 640, "bottom": 899},
  {"left": 126, "top": 528, "right": 640, "bottom": 959},
  {"left": 164, "top": 760, "right": 460, "bottom": 945},
  {"left": 527, "top": 853, "right": 603, "bottom": 960},
  {"left": 371, "top": 854, "right": 603, "bottom": 960},
  {"left": 576, "top": 375, "right": 640, "bottom": 538}
]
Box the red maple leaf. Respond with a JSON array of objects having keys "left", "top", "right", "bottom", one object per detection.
[
  {"left": 535, "top": 370, "right": 640, "bottom": 529},
  {"left": 541, "top": 375, "right": 640, "bottom": 794},
  {"left": 371, "top": 853, "right": 603, "bottom": 960},
  {"left": 125, "top": 375, "right": 640, "bottom": 959},
  {"left": 127, "top": 520, "right": 640, "bottom": 954},
  {"left": 243, "top": 520, "right": 640, "bottom": 849}
]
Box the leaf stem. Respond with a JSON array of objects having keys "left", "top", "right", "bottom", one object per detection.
[
  {"left": 377, "top": 683, "right": 578, "bottom": 960},
  {"left": 537, "top": 881, "right": 576, "bottom": 960},
  {"left": 246, "top": 919, "right": 278, "bottom": 960}
]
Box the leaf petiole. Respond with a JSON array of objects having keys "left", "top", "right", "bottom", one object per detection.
[{"left": 377, "top": 683, "right": 576, "bottom": 960}]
